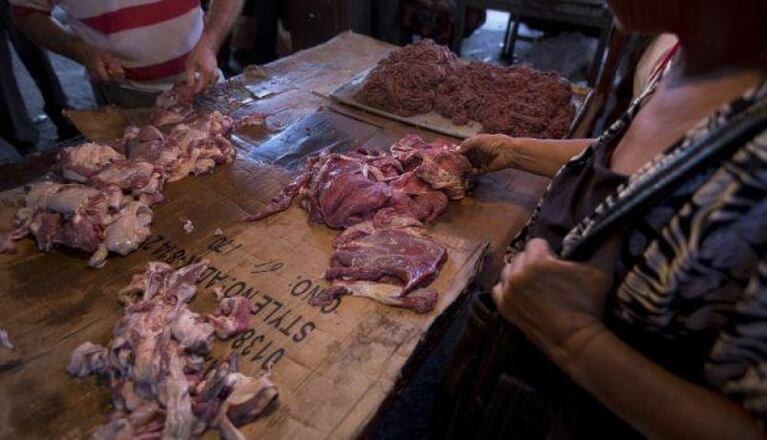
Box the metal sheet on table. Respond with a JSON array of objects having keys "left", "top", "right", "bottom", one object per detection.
[{"left": 330, "top": 67, "right": 592, "bottom": 140}]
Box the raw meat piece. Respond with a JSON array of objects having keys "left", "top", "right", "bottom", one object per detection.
[
  {"left": 59, "top": 143, "right": 124, "bottom": 182},
  {"left": 246, "top": 135, "right": 471, "bottom": 228},
  {"left": 103, "top": 201, "right": 153, "bottom": 255},
  {"left": 5, "top": 102, "right": 235, "bottom": 267},
  {"left": 333, "top": 209, "right": 424, "bottom": 247},
  {"left": 389, "top": 172, "right": 448, "bottom": 222},
  {"left": 216, "top": 373, "right": 279, "bottom": 440},
  {"left": 181, "top": 218, "right": 194, "bottom": 234},
  {"left": 354, "top": 39, "right": 456, "bottom": 116},
  {"left": 356, "top": 40, "right": 575, "bottom": 138},
  {"left": 164, "top": 112, "right": 235, "bottom": 182},
  {"left": 10, "top": 183, "right": 127, "bottom": 262},
  {"left": 245, "top": 156, "right": 319, "bottom": 222},
  {"left": 312, "top": 283, "right": 438, "bottom": 314},
  {"left": 171, "top": 309, "right": 214, "bottom": 354},
  {"left": 390, "top": 135, "right": 473, "bottom": 199},
  {"left": 89, "top": 160, "right": 158, "bottom": 193},
  {"left": 67, "top": 261, "right": 278, "bottom": 439},
  {"left": 152, "top": 81, "right": 197, "bottom": 127},
  {"left": 0, "top": 233, "right": 17, "bottom": 255},
  {"left": 125, "top": 125, "right": 165, "bottom": 162},
  {"left": 208, "top": 297, "right": 253, "bottom": 339},
  {"left": 317, "top": 171, "right": 391, "bottom": 228},
  {"left": 244, "top": 135, "right": 471, "bottom": 313},
  {"left": 0, "top": 328, "right": 12, "bottom": 350},
  {"left": 325, "top": 222, "right": 447, "bottom": 296},
  {"left": 66, "top": 341, "right": 107, "bottom": 377},
  {"left": 303, "top": 154, "right": 393, "bottom": 228}
]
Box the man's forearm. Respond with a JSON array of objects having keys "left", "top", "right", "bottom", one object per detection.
[
  {"left": 202, "top": 0, "right": 244, "bottom": 51},
  {"left": 510, "top": 138, "right": 593, "bottom": 177},
  {"left": 562, "top": 329, "right": 764, "bottom": 439},
  {"left": 14, "top": 13, "right": 85, "bottom": 63}
]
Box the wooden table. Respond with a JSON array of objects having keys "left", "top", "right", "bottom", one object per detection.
[{"left": 0, "top": 32, "right": 549, "bottom": 439}]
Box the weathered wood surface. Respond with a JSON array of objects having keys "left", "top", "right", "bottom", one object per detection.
[{"left": 0, "top": 32, "right": 550, "bottom": 439}]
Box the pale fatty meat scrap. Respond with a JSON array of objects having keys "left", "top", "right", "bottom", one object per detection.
[
  {"left": 67, "top": 261, "right": 278, "bottom": 439},
  {"left": 181, "top": 218, "right": 195, "bottom": 234},
  {"left": 151, "top": 81, "right": 197, "bottom": 127},
  {"left": 247, "top": 136, "right": 470, "bottom": 313},
  {"left": 2, "top": 102, "right": 237, "bottom": 267},
  {"left": 0, "top": 328, "right": 13, "bottom": 350},
  {"left": 355, "top": 39, "right": 575, "bottom": 138}
]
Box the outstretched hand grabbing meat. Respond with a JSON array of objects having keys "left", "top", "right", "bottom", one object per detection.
[
  {"left": 459, "top": 134, "right": 517, "bottom": 174},
  {"left": 460, "top": 134, "right": 595, "bottom": 178}
]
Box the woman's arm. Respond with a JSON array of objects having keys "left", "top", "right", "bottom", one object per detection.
[
  {"left": 563, "top": 328, "right": 764, "bottom": 439},
  {"left": 493, "top": 239, "right": 765, "bottom": 439},
  {"left": 460, "top": 134, "right": 593, "bottom": 177}
]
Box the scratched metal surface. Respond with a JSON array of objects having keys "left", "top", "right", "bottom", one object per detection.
[{"left": 0, "top": 32, "right": 551, "bottom": 440}]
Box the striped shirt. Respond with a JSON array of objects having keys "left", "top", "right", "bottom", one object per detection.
[{"left": 10, "top": 0, "right": 204, "bottom": 92}]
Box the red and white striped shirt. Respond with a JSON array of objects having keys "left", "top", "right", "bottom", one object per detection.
[{"left": 10, "top": 0, "right": 205, "bottom": 92}]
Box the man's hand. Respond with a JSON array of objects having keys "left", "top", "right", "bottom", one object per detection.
[
  {"left": 185, "top": 37, "right": 219, "bottom": 94},
  {"left": 459, "top": 134, "right": 517, "bottom": 174},
  {"left": 73, "top": 41, "right": 124, "bottom": 83},
  {"left": 492, "top": 238, "right": 612, "bottom": 367}
]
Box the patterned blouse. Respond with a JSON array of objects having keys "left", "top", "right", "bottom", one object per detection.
[{"left": 508, "top": 67, "right": 767, "bottom": 419}]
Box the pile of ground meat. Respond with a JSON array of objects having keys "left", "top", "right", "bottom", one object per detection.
[{"left": 355, "top": 40, "right": 576, "bottom": 139}]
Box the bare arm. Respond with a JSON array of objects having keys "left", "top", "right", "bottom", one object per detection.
[
  {"left": 14, "top": 12, "right": 123, "bottom": 82},
  {"left": 202, "top": 0, "right": 244, "bottom": 52},
  {"left": 185, "top": 0, "right": 244, "bottom": 91},
  {"left": 507, "top": 137, "right": 594, "bottom": 177},
  {"left": 563, "top": 329, "right": 765, "bottom": 440},
  {"left": 494, "top": 239, "right": 766, "bottom": 440},
  {"left": 460, "top": 134, "right": 593, "bottom": 177},
  {"left": 14, "top": 12, "right": 82, "bottom": 61}
]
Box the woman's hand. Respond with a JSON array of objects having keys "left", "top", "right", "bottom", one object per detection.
[
  {"left": 492, "top": 238, "right": 612, "bottom": 367},
  {"left": 185, "top": 36, "right": 219, "bottom": 94},
  {"left": 459, "top": 134, "right": 518, "bottom": 174}
]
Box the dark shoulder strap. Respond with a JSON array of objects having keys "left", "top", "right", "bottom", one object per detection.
[{"left": 561, "top": 102, "right": 767, "bottom": 262}]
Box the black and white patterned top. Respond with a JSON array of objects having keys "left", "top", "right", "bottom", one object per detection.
[{"left": 507, "top": 68, "right": 767, "bottom": 418}]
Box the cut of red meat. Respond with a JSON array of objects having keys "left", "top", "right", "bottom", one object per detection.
[
  {"left": 325, "top": 225, "right": 447, "bottom": 296},
  {"left": 389, "top": 172, "right": 448, "bottom": 222},
  {"left": 390, "top": 135, "right": 473, "bottom": 199},
  {"left": 317, "top": 172, "right": 391, "bottom": 228},
  {"left": 241, "top": 135, "right": 472, "bottom": 313},
  {"left": 246, "top": 155, "right": 320, "bottom": 222}
]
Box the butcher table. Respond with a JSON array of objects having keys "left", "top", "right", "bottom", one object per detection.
[{"left": 0, "top": 32, "right": 550, "bottom": 439}]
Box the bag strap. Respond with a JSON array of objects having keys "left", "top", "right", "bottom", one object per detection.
[{"left": 561, "top": 102, "right": 767, "bottom": 262}]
